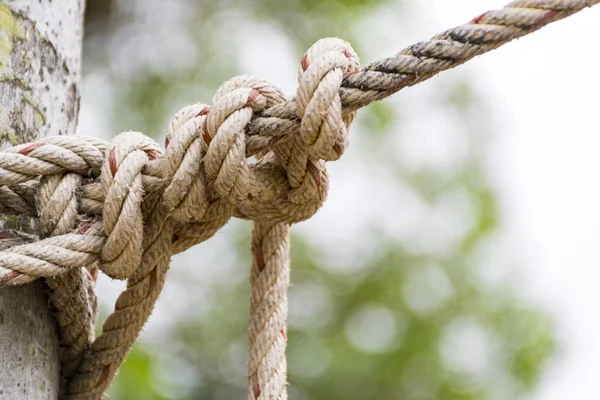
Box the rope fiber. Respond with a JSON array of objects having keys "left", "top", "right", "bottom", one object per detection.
[{"left": 0, "top": 1, "right": 596, "bottom": 398}]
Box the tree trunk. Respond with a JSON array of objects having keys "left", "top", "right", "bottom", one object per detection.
[{"left": 0, "top": 0, "right": 84, "bottom": 398}]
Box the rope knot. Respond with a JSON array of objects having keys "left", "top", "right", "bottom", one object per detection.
[
  {"left": 163, "top": 103, "right": 210, "bottom": 223},
  {"left": 202, "top": 75, "right": 285, "bottom": 203},
  {"left": 297, "top": 37, "right": 360, "bottom": 161},
  {"left": 100, "top": 131, "right": 163, "bottom": 279}
]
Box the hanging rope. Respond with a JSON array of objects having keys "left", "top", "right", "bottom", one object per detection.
[
  {"left": 0, "top": 1, "right": 596, "bottom": 399},
  {"left": 249, "top": 222, "right": 290, "bottom": 400}
]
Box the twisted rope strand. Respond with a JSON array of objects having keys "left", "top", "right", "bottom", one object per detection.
[
  {"left": 244, "top": 0, "right": 598, "bottom": 155},
  {"left": 0, "top": 222, "right": 105, "bottom": 286},
  {"left": 68, "top": 203, "right": 173, "bottom": 398},
  {"left": 36, "top": 171, "right": 98, "bottom": 388},
  {"left": 249, "top": 222, "right": 290, "bottom": 400}
]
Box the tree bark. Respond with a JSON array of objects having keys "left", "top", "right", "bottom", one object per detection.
[{"left": 0, "top": 0, "right": 84, "bottom": 398}]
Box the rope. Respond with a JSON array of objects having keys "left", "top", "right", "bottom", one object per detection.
[
  {"left": 249, "top": 222, "right": 290, "bottom": 400},
  {"left": 0, "top": 1, "right": 595, "bottom": 398},
  {"left": 36, "top": 171, "right": 99, "bottom": 393},
  {"left": 244, "top": 0, "right": 600, "bottom": 156}
]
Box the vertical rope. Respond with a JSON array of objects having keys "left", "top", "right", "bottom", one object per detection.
[
  {"left": 35, "top": 172, "right": 98, "bottom": 390},
  {"left": 248, "top": 222, "right": 290, "bottom": 399},
  {"left": 67, "top": 203, "right": 174, "bottom": 398}
]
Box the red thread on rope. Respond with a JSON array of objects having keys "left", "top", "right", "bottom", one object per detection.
[
  {"left": 306, "top": 160, "right": 322, "bottom": 188},
  {"left": 196, "top": 106, "right": 210, "bottom": 117},
  {"left": 202, "top": 124, "right": 212, "bottom": 145},
  {"left": 76, "top": 222, "right": 92, "bottom": 235},
  {"left": 471, "top": 11, "right": 489, "bottom": 24},
  {"left": 108, "top": 148, "right": 117, "bottom": 177},
  {"left": 87, "top": 266, "right": 99, "bottom": 283},
  {"left": 343, "top": 70, "right": 359, "bottom": 80},
  {"left": 144, "top": 149, "right": 160, "bottom": 160},
  {"left": 0, "top": 271, "right": 20, "bottom": 285},
  {"left": 301, "top": 54, "right": 309, "bottom": 72},
  {"left": 245, "top": 89, "right": 260, "bottom": 107},
  {"left": 17, "top": 143, "right": 44, "bottom": 155},
  {"left": 196, "top": 106, "right": 212, "bottom": 144},
  {"left": 252, "top": 373, "right": 261, "bottom": 398},
  {"left": 539, "top": 9, "right": 560, "bottom": 26}
]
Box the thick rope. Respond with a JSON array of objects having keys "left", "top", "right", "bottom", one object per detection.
[
  {"left": 64, "top": 134, "right": 172, "bottom": 398},
  {"left": 249, "top": 222, "right": 290, "bottom": 400},
  {"left": 246, "top": 38, "right": 359, "bottom": 399},
  {"left": 36, "top": 172, "right": 98, "bottom": 391},
  {"left": 244, "top": 0, "right": 600, "bottom": 155},
  {"left": 0, "top": 1, "right": 595, "bottom": 398}
]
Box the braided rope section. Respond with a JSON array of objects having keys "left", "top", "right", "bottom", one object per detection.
[
  {"left": 36, "top": 171, "right": 99, "bottom": 390},
  {"left": 0, "top": 1, "right": 596, "bottom": 398},
  {"left": 249, "top": 222, "right": 290, "bottom": 400},
  {"left": 244, "top": 0, "right": 599, "bottom": 156}
]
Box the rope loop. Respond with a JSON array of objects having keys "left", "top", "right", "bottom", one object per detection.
[
  {"left": 297, "top": 37, "right": 359, "bottom": 161},
  {"left": 100, "top": 131, "right": 162, "bottom": 279},
  {"left": 202, "top": 76, "right": 286, "bottom": 203},
  {"left": 163, "top": 103, "right": 209, "bottom": 223}
]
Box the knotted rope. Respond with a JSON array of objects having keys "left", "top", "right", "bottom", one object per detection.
[{"left": 0, "top": 1, "right": 596, "bottom": 398}]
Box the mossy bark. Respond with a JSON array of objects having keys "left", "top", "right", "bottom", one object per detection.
[{"left": 0, "top": 1, "right": 84, "bottom": 398}]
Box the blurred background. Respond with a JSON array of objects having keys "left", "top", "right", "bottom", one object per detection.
[{"left": 79, "top": 1, "right": 600, "bottom": 399}]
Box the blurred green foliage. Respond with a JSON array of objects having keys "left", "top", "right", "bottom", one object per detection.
[{"left": 82, "top": 0, "right": 555, "bottom": 399}]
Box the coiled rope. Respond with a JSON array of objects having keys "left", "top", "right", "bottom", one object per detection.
[{"left": 0, "top": 1, "right": 596, "bottom": 398}]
